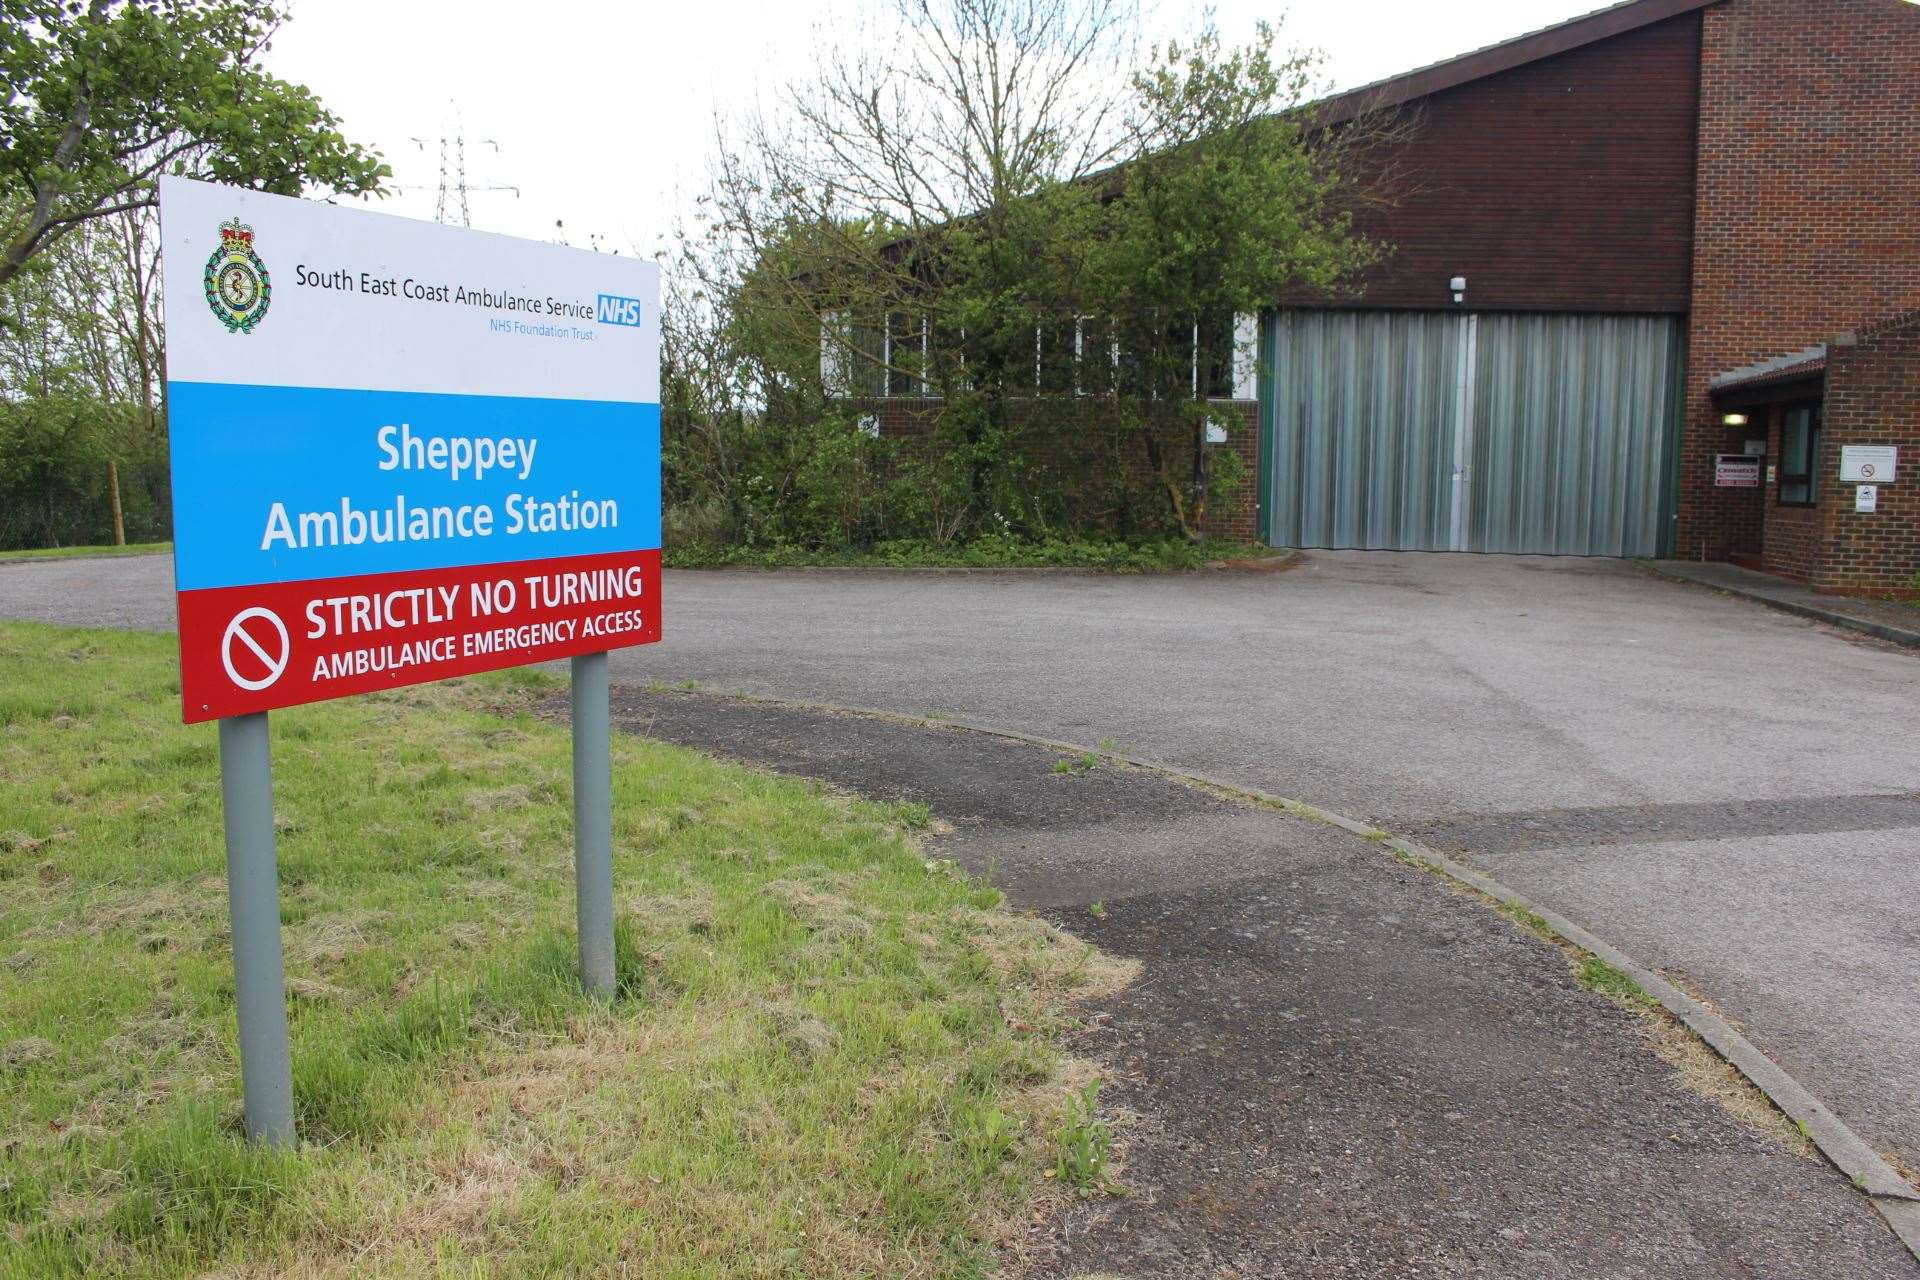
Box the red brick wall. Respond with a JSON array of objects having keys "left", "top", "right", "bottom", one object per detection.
[
  {"left": 1285, "top": 13, "right": 1702, "bottom": 314},
  {"left": 1675, "top": 0, "right": 1920, "bottom": 560},
  {"left": 1784, "top": 315, "right": 1920, "bottom": 591},
  {"left": 854, "top": 396, "right": 1260, "bottom": 541}
]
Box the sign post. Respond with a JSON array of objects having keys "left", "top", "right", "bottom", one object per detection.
[
  {"left": 572, "top": 651, "right": 616, "bottom": 999},
  {"left": 161, "top": 176, "right": 662, "bottom": 1141},
  {"left": 217, "top": 713, "right": 295, "bottom": 1144}
]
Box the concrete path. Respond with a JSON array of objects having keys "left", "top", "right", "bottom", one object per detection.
[
  {"left": 1651, "top": 559, "right": 1920, "bottom": 648},
  {"left": 591, "top": 687, "right": 1913, "bottom": 1277},
  {"left": 4, "top": 550, "right": 1918, "bottom": 1192}
]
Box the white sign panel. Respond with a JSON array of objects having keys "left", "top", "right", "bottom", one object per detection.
[
  {"left": 1856, "top": 485, "right": 1878, "bottom": 513},
  {"left": 1839, "top": 445, "right": 1897, "bottom": 484},
  {"left": 1714, "top": 454, "right": 1761, "bottom": 488}
]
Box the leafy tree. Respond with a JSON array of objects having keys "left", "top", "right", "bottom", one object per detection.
[
  {"left": 678, "top": 2, "right": 1402, "bottom": 546},
  {"left": 0, "top": 0, "right": 388, "bottom": 291},
  {"left": 0, "top": 205, "right": 163, "bottom": 540},
  {"left": 1082, "top": 24, "right": 1380, "bottom": 536}
]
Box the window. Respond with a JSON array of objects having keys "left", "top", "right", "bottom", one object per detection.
[
  {"left": 885, "top": 312, "right": 928, "bottom": 396},
  {"left": 1197, "top": 311, "right": 1235, "bottom": 399},
  {"left": 1037, "top": 319, "right": 1079, "bottom": 394},
  {"left": 1777, "top": 403, "right": 1821, "bottom": 506},
  {"left": 1076, "top": 316, "right": 1115, "bottom": 396},
  {"left": 848, "top": 315, "right": 888, "bottom": 398}
]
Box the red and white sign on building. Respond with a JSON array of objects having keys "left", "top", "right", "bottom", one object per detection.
[{"left": 1713, "top": 454, "right": 1761, "bottom": 488}]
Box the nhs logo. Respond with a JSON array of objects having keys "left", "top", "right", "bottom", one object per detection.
[{"left": 595, "top": 294, "right": 644, "bottom": 327}]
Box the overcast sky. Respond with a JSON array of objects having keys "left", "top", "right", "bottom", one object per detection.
[{"left": 267, "top": 0, "right": 1607, "bottom": 255}]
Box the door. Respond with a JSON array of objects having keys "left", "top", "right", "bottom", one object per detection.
[{"left": 1262, "top": 309, "right": 1684, "bottom": 556}]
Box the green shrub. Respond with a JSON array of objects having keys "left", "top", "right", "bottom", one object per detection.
[{"left": 0, "top": 395, "right": 170, "bottom": 551}]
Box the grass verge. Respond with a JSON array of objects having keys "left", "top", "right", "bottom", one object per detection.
[
  {"left": 0, "top": 622, "right": 1124, "bottom": 1278},
  {"left": 663, "top": 536, "right": 1284, "bottom": 573},
  {"left": 0, "top": 542, "right": 170, "bottom": 563}
]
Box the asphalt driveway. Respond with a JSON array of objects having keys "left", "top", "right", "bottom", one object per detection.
[{"left": 4, "top": 549, "right": 1917, "bottom": 1188}]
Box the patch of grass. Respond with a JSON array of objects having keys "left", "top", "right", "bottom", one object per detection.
[
  {"left": 1049, "top": 752, "right": 1101, "bottom": 776},
  {"left": 0, "top": 621, "right": 1124, "bottom": 1278},
  {"left": 1575, "top": 955, "right": 1657, "bottom": 1006},
  {"left": 0, "top": 541, "right": 170, "bottom": 562},
  {"left": 664, "top": 535, "right": 1271, "bottom": 573},
  {"left": 1497, "top": 900, "right": 1556, "bottom": 941}
]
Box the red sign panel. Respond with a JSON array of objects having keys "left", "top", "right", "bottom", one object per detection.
[{"left": 176, "top": 550, "right": 660, "bottom": 723}]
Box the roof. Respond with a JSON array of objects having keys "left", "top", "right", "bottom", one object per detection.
[
  {"left": 1709, "top": 346, "right": 1828, "bottom": 397},
  {"left": 1709, "top": 305, "right": 1920, "bottom": 397},
  {"left": 1313, "top": 0, "right": 1721, "bottom": 127}
]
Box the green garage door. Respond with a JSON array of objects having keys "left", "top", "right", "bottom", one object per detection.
[{"left": 1262, "top": 310, "right": 1685, "bottom": 556}]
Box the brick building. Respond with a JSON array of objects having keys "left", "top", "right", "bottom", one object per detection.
[{"left": 849, "top": 0, "right": 1920, "bottom": 588}]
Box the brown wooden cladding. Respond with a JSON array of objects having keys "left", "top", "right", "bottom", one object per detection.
[{"left": 1285, "top": 13, "right": 1703, "bottom": 314}]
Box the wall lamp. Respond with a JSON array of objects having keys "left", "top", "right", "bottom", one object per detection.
[
  {"left": 1449, "top": 275, "right": 1467, "bottom": 304},
  {"left": 1721, "top": 412, "right": 1750, "bottom": 427}
]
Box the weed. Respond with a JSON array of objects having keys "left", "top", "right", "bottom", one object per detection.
[
  {"left": 1051, "top": 1080, "right": 1115, "bottom": 1192},
  {"left": 1576, "top": 955, "right": 1657, "bottom": 1006},
  {"left": 1498, "top": 900, "right": 1556, "bottom": 941},
  {"left": 896, "top": 801, "right": 934, "bottom": 831},
  {"left": 1050, "top": 752, "right": 1101, "bottom": 776},
  {"left": 1086, "top": 902, "right": 1108, "bottom": 921}
]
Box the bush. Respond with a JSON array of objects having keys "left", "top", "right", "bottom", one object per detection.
[{"left": 0, "top": 395, "right": 170, "bottom": 551}]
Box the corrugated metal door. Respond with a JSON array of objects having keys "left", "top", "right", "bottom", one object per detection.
[
  {"left": 1264, "top": 310, "right": 1462, "bottom": 550},
  {"left": 1468, "top": 314, "right": 1684, "bottom": 556},
  {"left": 1262, "top": 310, "right": 1683, "bottom": 556}
]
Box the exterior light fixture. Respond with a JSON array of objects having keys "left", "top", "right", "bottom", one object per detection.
[
  {"left": 1721, "top": 412, "right": 1750, "bottom": 427},
  {"left": 1449, "top": 275, "right": 1467, "bottom": 304}
]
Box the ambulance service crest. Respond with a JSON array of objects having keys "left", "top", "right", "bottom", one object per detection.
[{"left": 204, "top": 218, "right": 271, "bottom": 333}]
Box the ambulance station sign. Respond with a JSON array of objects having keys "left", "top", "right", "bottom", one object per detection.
[{"left": 160, "top": 177, "right": 662, "bottom": 723}]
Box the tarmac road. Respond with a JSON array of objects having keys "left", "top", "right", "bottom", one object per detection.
[
  {"left": 586, "top": 686, "right": 1913, "bottom": 1276},
  {"left": 4, "top": 548, "right": 1918, "bottom": 1195}
]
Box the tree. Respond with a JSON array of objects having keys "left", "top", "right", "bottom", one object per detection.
[
  {"left": 0, "top": 204, "right": 165, "bottom": 540},
  {"left": 682, "top": 2, "right": 1401, "bottom": 544},
  {"left": 0, "top": 0, "right": 388, "bottom": 292},
  {"left": 1080, "top": 24, "right": 1381, "bottom": 537},
  {"left": 688, "top": 0, "right": 1145, "bottom": 544}
]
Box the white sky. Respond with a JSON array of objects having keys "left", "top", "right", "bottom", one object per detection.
[{"left": 267, "top": 0, "right": 1609, "bottom": 255}]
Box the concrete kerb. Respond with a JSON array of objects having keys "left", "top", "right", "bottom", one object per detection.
[
  {"left": 667, "top": 684, "right": 1920, "bottom": 1263},
  {"left": 1639, "top": 561, "right": 1920, "bottom": 650}
]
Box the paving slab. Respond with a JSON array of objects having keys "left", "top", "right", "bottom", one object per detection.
[{"left": 590, "top": 687, "right": 1915, "bottom": 1277}]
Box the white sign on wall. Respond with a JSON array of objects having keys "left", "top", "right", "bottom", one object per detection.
[
  {"left": 1856, "top": 485, "right": 1879, "bottom": 514},
  {"left": 1839, "top": 445, "right": 1897, "bottom": 483},
  {"left": 1714, "top": 454, "right": 1761, "bottom": 488}
]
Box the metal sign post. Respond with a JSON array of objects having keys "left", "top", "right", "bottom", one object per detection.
[
  {"left": 217, "top": 713, "right": 295, "bottom": 1145},
  {"left": 571, "top": 651, "right": 616, "bottom": 999}
]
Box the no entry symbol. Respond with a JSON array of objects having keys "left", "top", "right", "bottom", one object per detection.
[{"left": 221, "top": 606, "right": 290, "bottom": 692}]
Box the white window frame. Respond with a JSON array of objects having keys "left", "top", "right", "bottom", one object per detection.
[{"left": 884, "top": 312, "right": 930, "bottom": 397}]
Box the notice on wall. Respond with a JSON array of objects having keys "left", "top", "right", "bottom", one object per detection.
[
  {"left": 1856, "top": 485, "right": 1879, "bottom": 514},
  {"left": 1714, "top": 454, "right": 1761, "bottom": 488},
  {"left": 160, "top": 177, "right": 662, "bottom": 723},
  {"left": 1839, "top": 445, "right": 1897, "bottom": 483}
]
